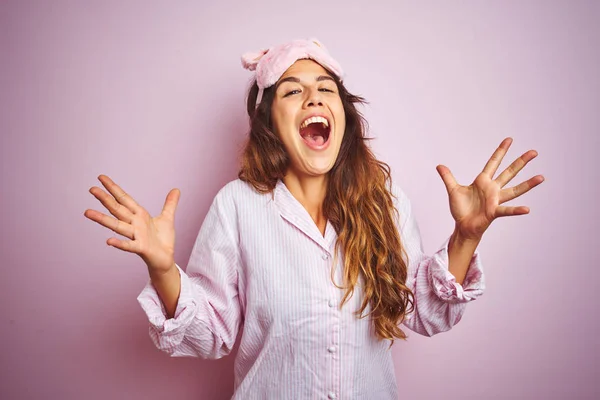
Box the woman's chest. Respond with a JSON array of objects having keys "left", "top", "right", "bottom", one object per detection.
[{"left": 237, "top": 212, "right": 363, "bottom": 325}]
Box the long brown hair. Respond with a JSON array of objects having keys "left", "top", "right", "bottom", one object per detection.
[{"left": 238, "top": 69, "right": 415, "bottom": 343}]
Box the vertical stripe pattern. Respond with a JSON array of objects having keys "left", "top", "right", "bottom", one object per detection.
[{"left": 137, "top": 179, "right": 485, "bottom": 399}]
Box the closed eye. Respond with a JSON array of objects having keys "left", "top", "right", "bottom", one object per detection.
[
  {"left": 283, "top": 88, "right": 335, "bottom": 97},
  {"left": 283, "top": 89, "right": 301, "bottom": 97}
]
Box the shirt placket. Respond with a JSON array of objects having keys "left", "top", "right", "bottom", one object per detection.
[
  {"left": 273, "top": 182, "right": 343, "bottom": 399},
  {"left": 324, "top": 230, "right": 341, "bottom": 400}
]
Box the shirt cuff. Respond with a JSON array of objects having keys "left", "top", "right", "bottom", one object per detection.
[
  {"left": 137, "top": 263, "right": 201, "bottom": 336},
  {"left": 428, "top": 237, "right": 486, "bottom": 303}
]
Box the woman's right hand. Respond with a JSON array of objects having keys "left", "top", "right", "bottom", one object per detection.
[{"left": 84, "top": 175, "right": 181, "bottom": 275}]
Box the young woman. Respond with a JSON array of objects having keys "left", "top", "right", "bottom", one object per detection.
[{"left": 84, "top": 39, "right": 544, "bottom": 399}]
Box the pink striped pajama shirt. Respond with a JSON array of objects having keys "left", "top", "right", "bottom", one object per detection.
[{"left": 137, "top": 179, "right": 485, "bottom": 399}]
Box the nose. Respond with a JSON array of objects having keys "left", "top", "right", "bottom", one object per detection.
[{"left": 304, "top": 88, "right": 324, "bottom": 108}]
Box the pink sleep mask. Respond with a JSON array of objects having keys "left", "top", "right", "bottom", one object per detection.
[{"left": 241, "top": 38, "right": 345, "bottom": 106}]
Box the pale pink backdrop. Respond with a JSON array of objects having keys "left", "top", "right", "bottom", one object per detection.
[{"left": 1, "top": 1, "right": 598, "bottom": 399}]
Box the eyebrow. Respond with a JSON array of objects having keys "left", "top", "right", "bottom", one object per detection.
[{"left": 275, "top": 75, "right": 335, "bottom": 90}]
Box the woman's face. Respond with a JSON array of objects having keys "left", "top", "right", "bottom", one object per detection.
[{"left": 271, "top": 59, "right": 346, "bottom": 179}]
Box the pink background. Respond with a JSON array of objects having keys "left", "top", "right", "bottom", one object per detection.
[{"left": 1, "top": 1, "right": 598, "bottom": 399}]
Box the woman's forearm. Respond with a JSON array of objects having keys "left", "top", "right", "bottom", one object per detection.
[
  {"left": 447, "top": 226, "right": 481, "bottom": 286},
  {"left": 149, "top": 263, "right": 181, "bottom": 319}
]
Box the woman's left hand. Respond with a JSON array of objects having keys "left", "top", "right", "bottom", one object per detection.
[{"left": 436, "top": 137, "right": 545, "bottom": 241}]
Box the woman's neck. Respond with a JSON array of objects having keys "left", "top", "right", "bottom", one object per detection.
[{"left": 282, "top": 172, "right": 328, "bottom": 234}]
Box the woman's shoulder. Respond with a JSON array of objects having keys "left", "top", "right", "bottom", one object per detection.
[
  {"left": 388, "top": 180, "right": 414, "bottom": 230},
  {"left": 213, "top": 178, "right": 272, "bottom": 204},
  {"left": 208, "top": 179, "right": 273, "bottom": 225},
  {"left": 389, "top": 180, "right": 410, "bottom": 207}
]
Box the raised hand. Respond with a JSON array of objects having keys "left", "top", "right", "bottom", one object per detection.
[
  {"left": 436, "top": 137, "right": 544, "bottom": 241},
  {"left": 84, "top": 175, "right": 181, "bottom": 274}
]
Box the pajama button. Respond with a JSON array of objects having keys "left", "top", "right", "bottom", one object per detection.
[
  {"left": 328, "top": 346, "right": 336, "bottom": 353},
  {"left": 322, "top": 253, "right": 329, "bottom": 260},
  {"left": 328, "top": 393, "right": 337, "bottom": 399},
  {"left": 328, "top": 299, "right": 336, "bottom": 308}
]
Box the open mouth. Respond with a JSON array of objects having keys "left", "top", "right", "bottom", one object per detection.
[{"left": 299, "top": 116, "right": 331, "bottom": 148}]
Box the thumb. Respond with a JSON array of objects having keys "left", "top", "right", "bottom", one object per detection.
[
  {"left": 436, "top": 165, "right": 458, "bottom": 195},
  {"left": 161, "top": 188, "right": 181, "bottom": 219}
]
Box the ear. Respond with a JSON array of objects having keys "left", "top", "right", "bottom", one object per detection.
[{"left": 241, "top": 49, "right": 269, "bottom": 71}]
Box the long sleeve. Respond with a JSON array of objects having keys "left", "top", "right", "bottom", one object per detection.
[
  {"left": 137, "top": 187, "right": 243, "bottom": 359},
  {"left": 392, "top": 184, "right": 486, "bottom": 337}
]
